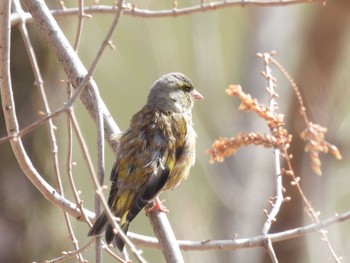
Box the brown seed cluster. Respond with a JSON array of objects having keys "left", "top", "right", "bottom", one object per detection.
[
  {"left": 208, "top": 132, "right": 285, "bottom": 163},
  {"left": 300, "top": 122, "right": 342, "bottom": 175},
  {"left": 208, "top": 85, "right": 292, "bottom": 163},
  {"left": 226, "top": 85, "right": 284, "bottom": 128}
]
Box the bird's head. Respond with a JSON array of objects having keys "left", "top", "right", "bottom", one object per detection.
[{"left": 147, "top": 72, "right": 204, "bottom": 113}]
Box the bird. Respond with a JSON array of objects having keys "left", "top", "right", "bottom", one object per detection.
[{"left": 88, "top": 72, "right": 203, "bottom": 251}]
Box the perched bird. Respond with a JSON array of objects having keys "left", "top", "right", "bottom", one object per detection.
[{"left": 88, "top": 72, "right": 203, "bottom": 251}]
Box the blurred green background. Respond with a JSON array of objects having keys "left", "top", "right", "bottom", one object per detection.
[{"left": 2, "top": 0, "right": 350, "bottom": 262}]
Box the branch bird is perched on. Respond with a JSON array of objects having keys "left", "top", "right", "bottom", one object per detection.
[{"left": 88, "top": 72, "right": 203, "bottom": 251}]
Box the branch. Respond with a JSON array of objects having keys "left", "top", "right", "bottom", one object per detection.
[
  {"left": 148, "top": 209, "right": 184, "bottom": 263},
  {"left": 129, "top": 210, "right": 350, "bottom": 251},
  {"left": 259, "top": 52, "right": 284, "bottom": 262},
  {"left": 45, "top": 238, "right": 96, "bottom": 263},
  {"left": 11, "top": 0, "right": 324, "bottom": 25}
]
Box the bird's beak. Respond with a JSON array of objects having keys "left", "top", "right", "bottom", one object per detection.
[{"left": 191, "top": 89, "right": 204, "bottom": 101}]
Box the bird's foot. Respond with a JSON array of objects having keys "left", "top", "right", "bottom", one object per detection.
[{"left": 146, "top": 198, "right": 169, "bottom": 215}]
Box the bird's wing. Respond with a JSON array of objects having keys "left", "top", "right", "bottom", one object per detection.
[
  {"left": 108, "top": 109, "right": 182, "bottom": 224},
  {"left": 126, "top": 113, "right": 189, "bottom": 221}
]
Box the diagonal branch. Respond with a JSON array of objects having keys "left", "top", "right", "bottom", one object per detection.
[{"left": 21, "top": 0, "right": 121, "bottom": 153}]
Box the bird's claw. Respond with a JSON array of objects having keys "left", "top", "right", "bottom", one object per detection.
[{"left": 146, "top": 198, "right": 169, "bottom": 215}]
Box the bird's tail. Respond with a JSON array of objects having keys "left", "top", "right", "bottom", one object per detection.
[
  {"left": 105, "top": 221, "right": 129, "bottom": 252},
  {"left": 88, "top": 212, "right": 130, "bottom": 252},
  {"left": 88, "top": 212, "right": 108, "bottom": 237}
]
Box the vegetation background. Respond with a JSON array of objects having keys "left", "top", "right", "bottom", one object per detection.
[{"left": 1, "top": 0, "right": 350, "bottom": 262}]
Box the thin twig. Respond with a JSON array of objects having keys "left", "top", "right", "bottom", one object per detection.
[
  {"left": 73, "top": 0, "right": 86, "bottom": 51},
  {"left": 44, "top": 238, "right": 96, "bottom": 263},
  {"left": 264, "top": 238, "right": 278, "bottom": 263},
  {"left": 269, "top": 56, "right": 310, "bottom": 125},
  {"left": 65, "top": 91, "right": 85, "bottom": 262},
  {"left": 95, "top": 58, "right": 105, "bottom": 263}
]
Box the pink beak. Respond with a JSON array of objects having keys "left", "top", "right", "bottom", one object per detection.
[{"left": 191, "top": 89, "right": 204, "bottom": 101}]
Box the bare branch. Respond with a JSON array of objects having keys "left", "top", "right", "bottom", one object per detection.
[
  {"left": 259, "top": 52, "right": 284, "bottom": 262},
  {"left": 72, "top": 0, "right": 86, "bottom": 51},
  {"left": 148, "top": 208, "right": 184, "bottom": 263},
  {"left": 11, "top": 0, "right": 324, "bottom": 25},
  {"left": 45, "top": 238, "right": 96, "bottom": 263},
  {"left": 130, "top": 210, "right": 350, "bottom": 251}
]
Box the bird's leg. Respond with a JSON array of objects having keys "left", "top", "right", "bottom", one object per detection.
[{"left": 146, "top": 197, "right": 169, "bottom": 214}]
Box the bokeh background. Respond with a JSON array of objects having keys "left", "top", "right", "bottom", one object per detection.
[{"left": 2, "top": 0, "right": 350, "bottom": 262}]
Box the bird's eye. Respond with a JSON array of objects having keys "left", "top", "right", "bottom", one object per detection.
[{"left": 183, "top": 86, "right": 191, "bottom": 93}]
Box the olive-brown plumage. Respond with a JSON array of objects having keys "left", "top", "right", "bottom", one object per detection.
[{"left": 88, "top": 72, "right": 203, "bottom": 251}]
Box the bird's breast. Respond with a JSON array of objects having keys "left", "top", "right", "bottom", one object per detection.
[{"left": 163, "top": 123, "right": 196, "bottom": 190}]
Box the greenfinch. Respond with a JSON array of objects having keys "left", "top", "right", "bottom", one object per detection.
[{"left": 88, "top": 72, "right": 203, "bottom": 251}]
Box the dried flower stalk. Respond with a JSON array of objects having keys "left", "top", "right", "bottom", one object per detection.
[{"left": 208, "top": 85, "right": 292, "bottom": 163}]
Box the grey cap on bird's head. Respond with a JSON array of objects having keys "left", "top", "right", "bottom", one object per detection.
[
  {"left": 147, "top": 72, "right": 204, "bottom": 112},
  {"left": 156, "top": 72, "right": 193, "bottom": 87}
]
